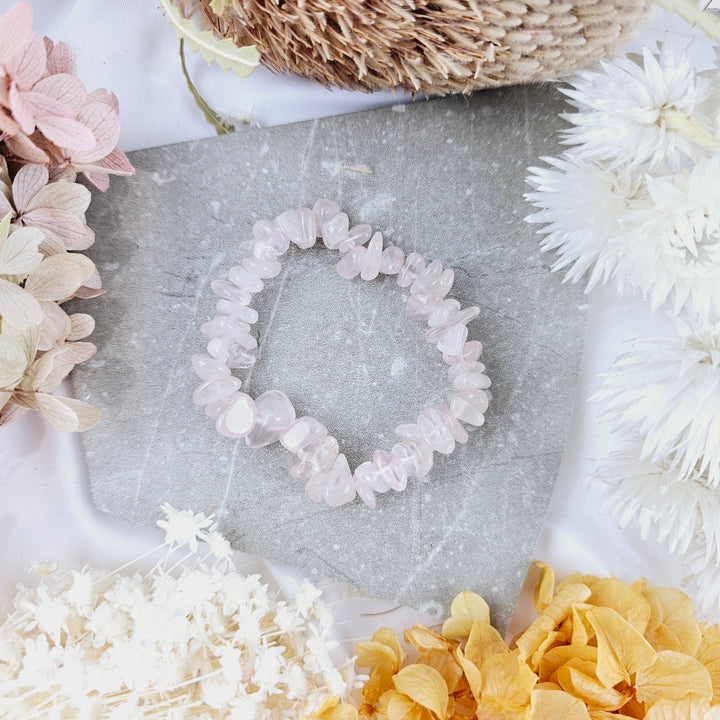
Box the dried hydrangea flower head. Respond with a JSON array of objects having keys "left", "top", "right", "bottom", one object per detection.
[
  {"left": 356, "top": 568, "right": 720, "bottom": 719},
  {"left": 0, "top": 2, "right": 134, "bottom": 430},
  {"left": 0, "top": 2, "right": 133, "bottom": 190},
  {"left": 0, "top": 504, "right": 356, "bottom": 719}
]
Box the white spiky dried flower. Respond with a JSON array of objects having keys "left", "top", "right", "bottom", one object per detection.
[
  {"left": 594, "top": 320, "right": 720, "bottom": 487},
  {"left": 561, "top": 41, "right": 712, "bottom": 169},
  {"left": 525, "top": 155, "right": 641, "bottom": 290},
  {"left": 0, "top": 504, "right": 355, "bottom": 719},
  {"left": 591, "top": 448, "right": 720, "bottom": 565}
]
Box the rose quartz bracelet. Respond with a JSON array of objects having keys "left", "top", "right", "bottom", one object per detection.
[{"left": 192, "top": 200, "right": 490, "bottom": 508}]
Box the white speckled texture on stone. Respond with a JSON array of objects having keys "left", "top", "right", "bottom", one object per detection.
[{"left": 71, "top": 87, "right": 585, "bottom": 633}]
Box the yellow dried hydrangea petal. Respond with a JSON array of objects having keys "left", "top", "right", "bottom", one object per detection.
[
  {"left": 455, "top": 648, "right": 483, "bottom": 703},
  {"left": 516, "top": 583, "right": 592, "bottom": 667},
  {"left": 480, "top": 649, "right": 537, "bottom": 706},
  {"left": 532, "top": 562, "right": 555, "bottom": 614},
  {"left": 404, "top": 624, "right": 456, "bottom": 655},
  {"left": 586, "top": 606, "right": 657, "bottom": 688},
  {"left": 442, "top": 591, "right": 490, "bottom": 639},
  {"left": 695, "top": 623, "right": 720, "bottom": 703},
  {"left": 643, "top": 693, "right": 717, "bottom": 720},
  {"left": 378, "top": 689, "right": 424, "bottom": 720},
  {"left": 465, "top": 620, "right": 510, "bottom": 669},
  {"left": 310, "top": 696, "right": 359, "bottom": 720},
  {"left": 640, "top": 584, "right": 702, "bottom": 655},
  {"left": 475, "top": 695, "right": 528, "bottom": 720},
  {"left": 538, "top": 645, "right": 598, "bottom": 684},
  {"left": 357, "top": 627, "right": 404, "bottom": 672},
  {"left": 635, "top": 650, "right": 713, "bottom": 705},
  {"left": 392, "top": 664, "right": 449, "bottom": 720},
  {"left": 555, "top": 664, "right": 631, "bottom": 711},
  {"left": 417, "top": 652, "right": 464, "bottom": 694},
  {"left": 588, "top": 577, "right": 652, "bottom": 635},
  {"left": 529, "top": 688, "right": 591, "bottom": 719}
]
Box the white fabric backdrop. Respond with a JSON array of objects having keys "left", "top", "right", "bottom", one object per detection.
[{"left": 0, "top": 0, "right": 711, "bottom": 627}]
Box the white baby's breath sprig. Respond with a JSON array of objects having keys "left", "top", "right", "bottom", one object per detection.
[
  {"left": 594, "top": 319, "right": 720, "bottom": 488},
  {"left": 0, "top": 504, "right": 356, "bottom": 720}
]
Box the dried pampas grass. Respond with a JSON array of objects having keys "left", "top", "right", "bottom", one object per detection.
[{"left": 173, "top": 0, "right": 651, "bottom": 94}]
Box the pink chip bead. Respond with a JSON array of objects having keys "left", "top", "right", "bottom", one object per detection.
[
  {"left": 417, "top": 407, "right": 455, "bottom": 454},
  {"left": 280, "top": 416, "right": 327, "bottom": 453},
  {"left": 201, "top": 315, "right": 251, "bottom": 340},
  {"left": 338, "top": 224, "right": 372, "bottom": 253},
  {"left": 191, "top": 353, "right": 230, "bottom": 381},
  {"left": 211, "top": 279, "right": 252, "bottom": 305},
  {"left": 245, "top": 390, "right": 296, "bottom": 448},
  {"left": 253, "top": 219, "right": 290, "bottom": 256},
  {"left": 205, "top": 394, "right": 234, "bottom": 419},
  {"left": 322, "top": 212, "right": 349, "bottom": 250},
  {"left": 397, "top": 252, "right": 426, "bottom": 288},
  {"left": 406, "top": 290, "right": 443, "bottom": 320},
  {"left": 353, "top": 461, "right": 385, "bottom": 509},
  {"left": 289, "top": 436, "right": 339, "bottom": 480},
  {"left": 312, "top": 453, "right": 356, "bottom": 507},
  {"left": 298, "top": 208, "right": 317, "bottom": 247},
  {"left": 360, "top": 231, "right": 383, "bottom": 281},
  {"left": 410, "top": 259, "right": 442, "bottom": 293},
  {"left": 227, "top": 348, "right": 256, "bottom": 369},
  {"left": 313, "top": 199, "right": 341, "bottom": 231},
  {"left": 216, "top": 393, "right": 257, "bottom": 438},
  {"left": 380, "top": 245, "right": 405, "bottom": 275},
  {"left": 254, "top": 390, "right": 296, "bottom": 431},
  {"left": 428, "top": 299, "right": 461, "bottom": 326},
  {"left": 373, "top": 450, "right": 408, "bottom": 491},
  {"left": 229, "top": 265, "right": 263, "bottom": 293},
  {"left": 448, "top": 361, "right": 491, "bottom": 390},
  {"left": 337, "top": 245, "right": 366, "bottom": 279},
  {"left": 193, "top": 376, "right": 242, "bottom": 406},
  {"left": 434, "top": 404, "right": 469, "bottom": 444},
  {"left": 391, "top": 440, "right": 433, "bottom": 479},
  {"left": 436, "top": 323, "right": 468, "bottom": 356},
  {"left": 242, "top": 256, "right": 282, "bottom": 279},
  {"left": 442, "top": 341, "right": 483, "bottom": 365},
  {"left": 216, "top": 300, "right": 258, "bottom": 324},
  {"left": 449, "top": 390, "right": 489, "bottom": 426}
]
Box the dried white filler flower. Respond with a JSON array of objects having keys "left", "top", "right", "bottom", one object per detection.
[{"left": 0, "top": 504, "right": 355, "bottom": 719}]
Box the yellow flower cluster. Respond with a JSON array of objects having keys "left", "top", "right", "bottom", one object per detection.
[{"left": 353, "top": 563, "right": 720, "bottom": 719}]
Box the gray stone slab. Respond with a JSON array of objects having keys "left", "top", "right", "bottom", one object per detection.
[{"left": 72, "top": 86, "right": 585, "bottom": 633}]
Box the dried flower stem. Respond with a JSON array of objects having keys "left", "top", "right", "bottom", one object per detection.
[{"left": 653, "top": 0, "right": 720, "bottom": 40}]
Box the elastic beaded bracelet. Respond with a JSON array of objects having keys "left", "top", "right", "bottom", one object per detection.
[{"left": 192, "top": 200, "right": 490, "bottom": 508}]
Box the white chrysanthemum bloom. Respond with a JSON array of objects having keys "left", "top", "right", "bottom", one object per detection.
[
  {"left": 591, "top": 449, "right": 720, "bottom": 565},
  {"left": 561, "top": 41, "right": 711, "bottom": 169},
  {"left": 526, "top": 154, "right": 641, "bottom": 289},
  {"left": 616, "top": 156, "right": 720, "bottom": 318},
  {"left": 595, "top": 320, "right": 720, "bottom": 486}
]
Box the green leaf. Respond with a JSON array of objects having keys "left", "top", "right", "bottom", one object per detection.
[{"left": 158, "top": 0, "right": 260, "bottom": 78}]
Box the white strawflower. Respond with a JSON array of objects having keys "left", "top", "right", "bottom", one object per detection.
[
  {"left": 615, "top": 156, "right": 720, "bottom": 319},
  {"left": 561, "top": 41, "right": 711, "bottom": 169},
  {"left": 0, "top": 506, "right": 355, "bottom": 719},
  {"left": 591, "top": 448, "right": 720, "bottom": 565},
  {"left": 595, "top": 320, "right": 720, "bottom": 487},
  {"left": 526, "top": 155, "right": 641, "bottom": 289}
]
